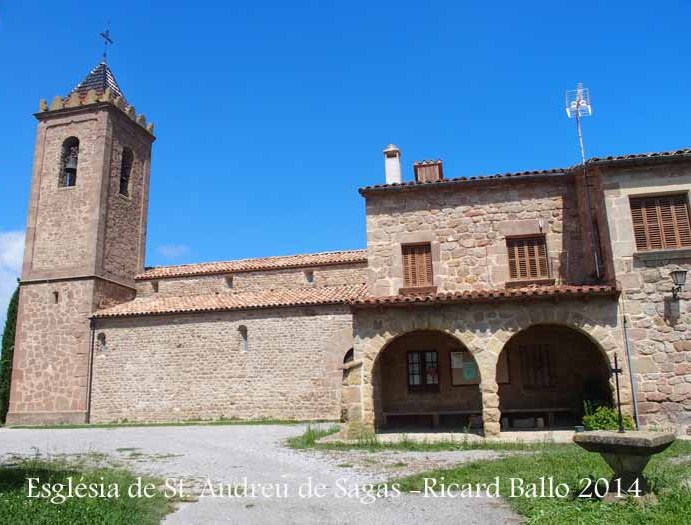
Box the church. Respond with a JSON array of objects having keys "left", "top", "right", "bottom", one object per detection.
[{"left": 7, "top": 59, "right": 691, "bottom": 438}]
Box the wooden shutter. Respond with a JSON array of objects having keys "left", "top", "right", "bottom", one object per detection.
[
  {"left": 630, "top": 194, "right": 691, "bottom": 251},
  {"left": 507, "top": 237, "right": 549, "bottom": 280},
  {"left": 402, "top": 244, "right": 433, "bottom": 287},
  {"left": 520, "top": 344, "right": 555, "bottom": 389}
]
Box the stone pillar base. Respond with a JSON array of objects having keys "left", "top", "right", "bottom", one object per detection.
[{"left": 5, "top": 410, "right": 88, "bottom": 426}]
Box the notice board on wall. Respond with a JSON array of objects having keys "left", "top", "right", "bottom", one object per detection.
[{"left": 450, "top": 351, "right": 480, "bottom": 386}]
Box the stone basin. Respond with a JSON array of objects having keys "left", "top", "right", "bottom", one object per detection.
[{"left": 573, "top": 431, "right": 675, "bottom": 497}]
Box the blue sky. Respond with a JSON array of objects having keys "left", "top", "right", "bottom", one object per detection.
[{"left": 1, "top": 1, "right": 690, "bottom": 322}]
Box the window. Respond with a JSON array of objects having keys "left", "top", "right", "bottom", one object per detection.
[
  {"left": 97, "top": 333, "right": 107, "bottom": 353},
  {"left": 507, "top": 236, "right": 549, "bottom": 280},
  {"left": 407, "top": 351, "right": 439, "bottom": 392},
  {"left": 630, "top": 194, "right": 691, "bottom": 251},
  {"left": 119, "top": 148, "right": 133, "bottom": 196},
  {"left": 59, "top": 137, "right": 79, "bottom": 187},
  {"left": 52, "top": 291, "right": 59, "bottom": 304},
  {"left": 225, "top": 275, "right": 233, "bottom": 288},
  {"left": 304, "top": 270, "right": 314, "bottom": 284},
  {"left": 520, "top": 344, "right": 555, "bottom": 389},
  {"left": 238, "top": 325, "right": 248, "bottom": 352},
  {"left": 402, "top": 243, "right": 433, "bottom": 288},
  {"left": 151, "top": 281, "right": 159, "bottom": 293}
]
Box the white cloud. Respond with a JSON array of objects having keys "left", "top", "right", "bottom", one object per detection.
[
  {"left": 156, "top": 244, "right": 190, "bottom": 259},
  {"left": 0, "top": 231, "right": 24, "bottom": 329}
]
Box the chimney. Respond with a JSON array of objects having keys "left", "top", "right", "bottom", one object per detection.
[
  {"left": 383, "top": 144, "right": 402, "bottom": 184},
  {"left": 414, "top": 160, "right": 444, "bottom": 183}
]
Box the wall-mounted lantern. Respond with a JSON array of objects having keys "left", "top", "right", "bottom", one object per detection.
[{"left": 671, "top": 268, "right": 688, "bottom": 300}]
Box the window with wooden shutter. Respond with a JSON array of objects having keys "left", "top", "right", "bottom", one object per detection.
[
  {"left": 630, "top": 194, "right": 691, "bottom": 251},
  {"left": 506, "top": 236, "right": 549, "bottom": 280},
  {"left": 520, "top": 344, "right": 555, "bottom": 389},
  {"left": 402, "top": 243, "right": 433, "bottom": 288}
]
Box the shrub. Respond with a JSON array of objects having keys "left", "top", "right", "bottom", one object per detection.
[
  {"left": 0, "top": 286, "right": 19, "bottom": 424},
  {"left": 582, "top": 405, "right": 634, "bottom": 431}
]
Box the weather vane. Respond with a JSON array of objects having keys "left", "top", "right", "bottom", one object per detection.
[{"left": 99, "top": 25, "right": 114, "bottom": 63}]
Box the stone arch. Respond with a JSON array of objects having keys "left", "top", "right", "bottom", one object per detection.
[
  {"left": 372, "top": 329, "right": 482, "bottom": 431},
  {"left": 495, "top": 323, "right": 614, "bottom": 431}
]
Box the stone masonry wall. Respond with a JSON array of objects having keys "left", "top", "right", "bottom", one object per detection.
[
  {"left": 135, "top": 263, "right": 367, "bottom": 298},
  {"left": 602, "top": 162, "right": 691, "bottom": 433},
  {"left": 7, "top": 280, "right": 95, "bottom": 423},
  {"left": 90, "top": 305, "right": 354, "bottom": 422},
  {"left": 28, "top": 109, "right": 106, "bottom": 274},
  {"left": 101, "top": 111, "right": 152, "bottom": 284},
  {"left": 364, "top": 176, "right": 588, "bottom": 297}
]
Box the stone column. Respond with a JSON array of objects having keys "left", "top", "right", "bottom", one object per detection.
[{"left": 480, "top": 360, "right": 501, "bottom": 437}]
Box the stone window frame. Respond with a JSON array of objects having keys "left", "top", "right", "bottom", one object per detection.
[
  {"left": 407, "top": 350, "right": 440, "bottom": 393},
  {"left": 391, "top": 232, "right": 441, "bottom": 294},
  {"left": 96, "top": 333, "right": 107, "bottom": 353},
  {"left": 119, "top": 147, "right": 135, "bottom": 198},
  {"left": 238, "top": 325, "right": 248, "bottom": 353},
  {"left": 304, "top": 269, "right": 315, "bottom": 284},
  {"left": 609, "top": 185, "right": 691, "bottom": 261},
  {"left": 628, "top": 192, "right": 691, "bottom": 253},
  {"left": 59, "top": 136, "right": 80, "bottom": 188},
  {"left": 505, "top": 234, "right": 554, "bottom": 286}
]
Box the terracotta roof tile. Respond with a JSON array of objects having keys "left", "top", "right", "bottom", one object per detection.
[
  {"left": 93, "top": 283, "right": 368, "bottom": 318},
  {"left": 352, "top": 284, "right": 619, "bottom": 307},
  {"left": 360, "top": 148, "right": 691, "bottom": 193},
  {"left": 137, "top": 249, "right": 367, "bottom": 280}
]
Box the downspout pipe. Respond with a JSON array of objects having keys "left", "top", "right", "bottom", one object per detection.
[
  {"left": 618, "top": 287, "right": 640, "bottom": 429},
  {"left": 86, "top": 317, "right": 96, "bottom": 424}
]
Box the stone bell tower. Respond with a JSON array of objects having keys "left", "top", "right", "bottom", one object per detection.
[{"left": 6, "top": 61, "right": 155, "bottom": 424}]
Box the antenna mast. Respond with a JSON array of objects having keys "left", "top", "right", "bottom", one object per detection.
[{"left": 565, "top": 83, "right": 600, "bottom": 280}]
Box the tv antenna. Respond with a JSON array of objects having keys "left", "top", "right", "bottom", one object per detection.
[{"left": 565, "top": 82, "right": 600, "bottom": 280}]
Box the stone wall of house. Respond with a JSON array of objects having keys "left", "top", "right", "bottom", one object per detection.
[
  {"left": 135, "top": 263, "right": 368, "bottom": 298},
  {"left": 90, "top": 305, "right": 354, "bottom": 422},
  {"left": 363, "top": 176, "right": 589, "bottom": 297},
  {"left": 348, "top": 297, "right": 628, "bottom": 437},
  {"left": 602, "top": 161, "right": 691, "bottom": 433}
]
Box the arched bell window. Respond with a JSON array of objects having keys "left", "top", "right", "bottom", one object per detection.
[
  {"left": 119, "top": 148, "right": 134, "bottom": 196},
  {"left": 60, "top": 137, "right": 79, "bottom": 187}
]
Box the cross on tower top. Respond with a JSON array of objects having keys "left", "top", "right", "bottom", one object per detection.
[{"left": 99, "top": 27, "right": 114, "bottom": 63}]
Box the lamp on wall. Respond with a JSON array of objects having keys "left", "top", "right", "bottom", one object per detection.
[{"left": 671, "top": 268, "right": 688, "bottom": 300}]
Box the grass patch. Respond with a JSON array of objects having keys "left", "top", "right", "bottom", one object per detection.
[
  {"left": 8, "top": 417, "right": 336, "bottom": 430},
  {"left": 393, "top": 440, "right": 691, "bottom": 524},
  {"left": 285, "top": 424, "right": 341, "bottom": 449},
  {"left": 0, "top": 458, "right": 173, "bottom": 524}
]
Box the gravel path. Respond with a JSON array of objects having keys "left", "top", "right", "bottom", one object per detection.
[{"left": 0, "top": 424, "right": 521, "bottom": 524}]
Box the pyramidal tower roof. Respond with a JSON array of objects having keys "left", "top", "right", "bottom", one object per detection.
[{"left": 67, "top": 61, "right": 126, "bottom": 103}]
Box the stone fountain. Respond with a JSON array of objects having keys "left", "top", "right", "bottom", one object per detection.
[
  {"left": 573, "top": 354, "right": 675, "bottom": 501},
  {"left": 573, "top": 430, "right": 675, "bottom": 499}
]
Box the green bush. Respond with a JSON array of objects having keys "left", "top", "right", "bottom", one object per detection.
[
  {"left": 582, "top": 405, "right": 634, "bottom": 431},
  {"left": 0, "top": 285, "right": 19, "bottom": 424}
]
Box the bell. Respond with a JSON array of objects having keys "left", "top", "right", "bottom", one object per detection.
[{"left": 65, "top": 157, "right": 78, "bottom": 171}]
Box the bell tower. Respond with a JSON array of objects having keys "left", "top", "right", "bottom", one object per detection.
[{"left": 6, "top": 61, "right": 155, "bottom": 424}]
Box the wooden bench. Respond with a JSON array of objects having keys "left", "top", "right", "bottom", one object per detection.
[
  {"left": 383, "top": 409, "right": 482, "bottom": 428},
  {"left": 500, "top": 407, "right": 572, "bottom": 429}
]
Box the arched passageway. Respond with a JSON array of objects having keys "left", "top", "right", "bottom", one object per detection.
[
  {"left": 373, "top": 330, "right": 482, "bottom": 431},
  {"left": 496, "top": 324, "right": 612, "bottom": 430}
]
